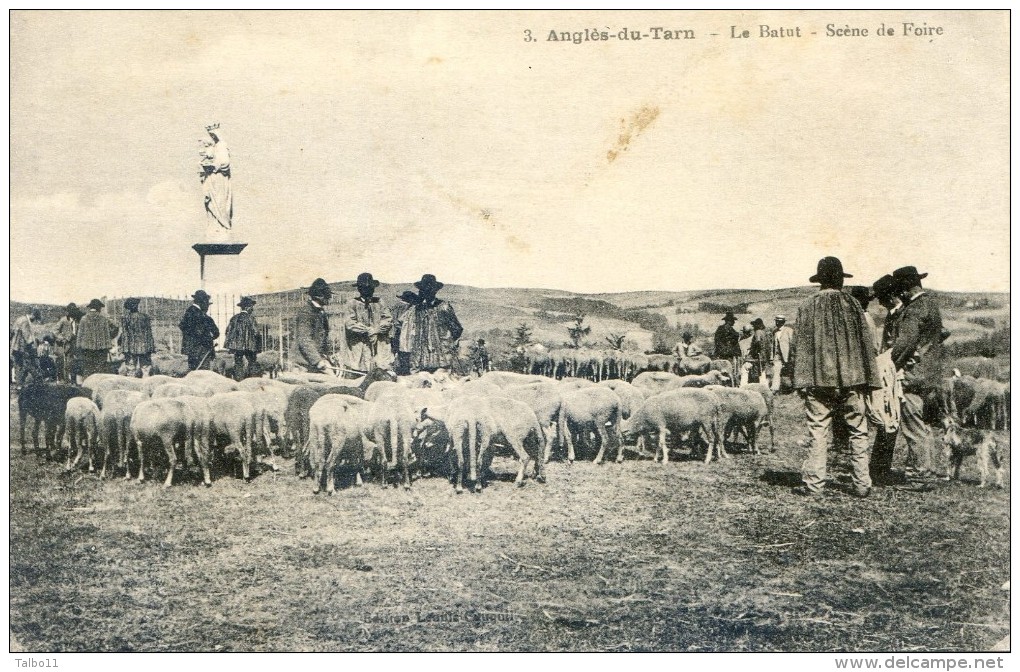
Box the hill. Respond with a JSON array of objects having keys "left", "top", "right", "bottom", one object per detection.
[{"left": 11, "top": 285, "right": 1010, "bottom": 361}]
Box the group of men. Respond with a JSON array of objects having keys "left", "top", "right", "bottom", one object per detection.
[
  {"left": 9, "top": 298, "right": 159, "bottom": 385},
  {"left": 791, "top": 257, "right": 946, "bottom": 498},
  {"left": 706, "top": 311, "right": 795, "bottom": 393},
  {"left": 286, "top": 272, "right": 464, "bottom": 377}
]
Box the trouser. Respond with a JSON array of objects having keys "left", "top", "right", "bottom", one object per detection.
[
  {"left": 123, "top": 354, "right": 151, "bottom": 378},
  {"left": 801, "top": 387, "right": 872, "bottom": 493},
  {"left": 11, "top": 351, "right": 36, "bottom": 386},
  {"left": 394, "top": 352, "right": 412, "bottom": 376},
  {"left": 188, "top": 351, "right": 214, "bottom": 371},
  {"left": 80, "top": 350, "right": 110, "bottom": 380},
  {"left": 899, "top": 392, "right": 933, "bottom": 474},
  {"left": 870, "top": 427, "right": 898, "bottom": 484},
  {"left": 232, "top": 351, "right": 257, "bottom": 381}
]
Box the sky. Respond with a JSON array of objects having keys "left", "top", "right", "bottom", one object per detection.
[{"left": 9, "top": 10, "right": 1010, "bottom": 305}]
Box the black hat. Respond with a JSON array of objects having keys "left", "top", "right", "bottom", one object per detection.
[
  {"left": 124, "top": 297, "right": 141, "bottom": 310},
  {"left": 681, "top": 331, "right": 693, "bottom": 341},
  {"left": 397, "top": 290, "right": 421, "bottom": 304},
  {"left": 751, "top": 318, "right": 765, "bottom": 329},
  {"left": 809, "top": 256, "right": 853, "bottom": 284},
  {"left": 873, "top": 274, "right": 898, "bottom": 300},
  {"left": 237, "top": 296, "right": 256, "bottom": 309},
  {"left": 477, "top": 338, "right": 486, "bottom": 345},
  {"left": 892, "top": 266, "right": 928, "bottom": 288},
  {"left": 847, "top": 285, "right": 874, "bottom": 307},
  {"left": 414, "top": 274, "right": 444, "bottom": 292},
  {"left": 721, "top": 312, "right": 736, "bottom": 322},
  {"left": 65, "top": 303, "right": 83, "bottom": 319},
  {"left": 87, "top": 299, "right": 104, "bottom": 311},
  {"left": 192, "top": 290, "right": 211, "bottom": 303},
  {"left": 354, "top": 272, "right": 380, "bottom": 289},
  {"left": 308, "top": 278, "right": 332, "bottom": 298}
]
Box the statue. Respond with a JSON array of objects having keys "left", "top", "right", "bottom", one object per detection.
[{"left": 199, "top": 123, "right": 232, "bottom": 240}]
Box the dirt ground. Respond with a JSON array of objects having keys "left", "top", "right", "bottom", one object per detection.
[{"left": 8, "top": 393, "right": 1010, "bottom": 652}]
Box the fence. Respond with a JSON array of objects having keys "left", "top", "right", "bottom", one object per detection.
[{"left": 101, "top": 290, "right": 357, "bottom": 370}]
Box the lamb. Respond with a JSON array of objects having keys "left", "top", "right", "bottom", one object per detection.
[
  {"left": 365, "top": 394, "right": 416, "bottom": 489},
  {"left": 631, "top": 371, "right": 683, "bottom": 396},
  {"left": 418, "top": 396, "right": 544, "bottom": 493},
  {"left": 742, "top": 383, "right": 776, "bottom": 451},
  {"left": 480, "top": 371, "right": 549, "bottom": 388},
  {"left": 676, "top": 354, "right": 711, "bottom": 376},
  {"left": 129, "top": 398, "right": 196, "bottom": 487},
  {"left": 557, "top": 387, "right": 623, "bottom": 465},
  {"left": 256, "top": 351, "right": 282, "bottom": 378},
  {"left": 174, "top": 395, "right": 214, "bottom": 487},
  {"left": 941, "top": 418, "right": 1003, "bottom": 488},
  {"left": 500, "top": 381, "right": 564, "bottom": 459},
  {"left": 90, "top": 376, "right": 145, "bottom": 408},
  {"left": 63, "top": 397, "right": 100, "bottom": 473},
  {"left": 140, "top": 374, "right": 179, "bottom": 397},
  {"left": 207, "top": 392, "right": 261, "bottom": 482},
  {"left": 705, "top": 385, "right": 768, "bottom": 454},
  {"left": 18, "top": 380, "right": 92, "bottom": 460},
  {"left": 678, "top": 370, "right": 731, "bottom": 388},
  {"left": 183, "top": 370, "right": 238, "bottom": 394},
  {"left": 307, "top": 394, "right": 375, "bottom": 494},
  {"left": 98, "top": 389, "right": 147, "bottom": 478},
  {"left": 597, "top": 379, "right": 646, "bottom": 419},
  {"left": 149, "top": 352, "right": 191, "bottom": 378},
  {"left": 621, "top": 389, "right": 723, "bottom": 464}
]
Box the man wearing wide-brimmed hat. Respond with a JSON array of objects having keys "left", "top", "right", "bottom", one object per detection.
[
  {"left": 771, "top": 315, "right": 794, "bottom": 393},
  {"left": 344, "top": 272, "right": 393, "bottom": 375},
  {"left": 293, "top": 278, "right": 333, "bottom": 373},
  {"left": 747, "top": 317, "right": 773, "bottom": 384},
  {"left": 396, "top": 274, "right": 463, "bottom": 374},
  {"left": 119, "top": 297, "right": 156, "bottom": 378},
  {"left": 791, "top": 257, "right": 881, "bottom": 498},
  {"left": 888, "top": 265, "right": 945, "bottom": 482},
  {"left": 225, "top": 296, "right": 261, "bottom": 381},
  {"left": 78, "top": 299, "right": 120, "bottom": 379},
  {"left": 179, "top": 290, "right": 219, "bottom": 371},
  {"left": 53, "top": 303, "right": 84, "bottom": 383},
  {"left": 713, "top": 311, "right": 741, "bottom": 382}
]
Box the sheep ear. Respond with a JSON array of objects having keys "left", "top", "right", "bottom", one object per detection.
[{"left": 420, "top": 407, "right": 428, "bottom": 421}]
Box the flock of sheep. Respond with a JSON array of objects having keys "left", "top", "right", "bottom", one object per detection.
[
  {"left": 17, "top": 362, "right": 776, "bottom": 494},
  {"left": 16, "top": 351, "right": 1007, "bottom": 494}
]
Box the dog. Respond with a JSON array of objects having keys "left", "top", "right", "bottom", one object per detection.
[{"left": 941, "top": 418, "right": 1004, "bottom": 488}]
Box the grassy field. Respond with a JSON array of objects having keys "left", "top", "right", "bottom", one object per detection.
[{"left": 9, "top": 393, "right": 1010, "bottom": 652}]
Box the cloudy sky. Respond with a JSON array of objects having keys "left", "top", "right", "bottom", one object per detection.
[{"left": 10, "top": 10, "right": 1009, "bottom": 304}]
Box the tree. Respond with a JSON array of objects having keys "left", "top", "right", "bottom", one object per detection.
[
  {"left": 511, "top": 323, "right": 533, "bottom": 349},
  {"left": 567, "top": 313, "right": 591, "bottom": 349}
]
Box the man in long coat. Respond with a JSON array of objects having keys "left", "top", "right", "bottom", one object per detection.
[
  {"left": 54, "top": 303, "right": 83, "bottom": 383},
  {"left": 714, "top": 311, "right": 741, "bottom": 382},
  {"left": 792, "top": 257, "right": 881, "bottom": 498},
  {"left": 225, "top": 296, "right": 261, "bottom": 381},
  {"left": 179, "top": 290, "right": 219, "bottom": 371},
  {"left": 344, "top": 273, "right": 393, "bottom": 374},
  {"left": 10, "top": 308, "right": 41, "bottom": 386},
  {"left": 78, "top": 299, "right": 120, "bottom": 379},
  {"left": 292, "top": 278, "right": 333, "bottom": 373},
  {"left": 747, "top": 318, "right": 773, "bottom": 384},
  {"left": 120, "top": 297, "right": 156, "bottom": 377},
  {"left": 889, "top": 266, "right": 945, "bottom": 482},
  {"left": 397, "top": 274, "right": 463, "bottom": 374}
]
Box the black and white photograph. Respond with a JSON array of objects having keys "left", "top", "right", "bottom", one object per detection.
[{"left": 7, "top": 9, "right": 1011, "bottom": 662}]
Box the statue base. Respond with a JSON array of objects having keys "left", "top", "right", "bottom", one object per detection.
[{"left": 192, "top": 242, "right": 248, "bottom": 336}]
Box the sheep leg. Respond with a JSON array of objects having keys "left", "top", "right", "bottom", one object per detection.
[
  {"left": 135, "top": 430, "right": 146, "bottom": 482},
  {"left": 454, "top": 426, "right": 466, "bottom": 494},
  {"left": 564, "top": 419, "right": 576, "bottom": 464},
  {"left": 659, "top": 427, "right": 669, "bottom": 464},
  {"left": 163, "top": 433, "right": 177, "bottom": 488},
  {"left": 593, "top": 424, "right": 609, "bottom": 465},
  {"left": 65, "top": 421, "right": 80, "bottom": 471},
  {"left": 86, "top": 421, "right": 96, "bottom": 473},
  {"left": 510, "top": 438, "right": 528, "bottom": 486},
  {"left": 990, "top": 443, "right": 1003, "bottom": 488}
]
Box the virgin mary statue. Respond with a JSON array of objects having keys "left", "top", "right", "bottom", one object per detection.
[{"left": 200, "top": 124, "right": 232, "bottom": 240}]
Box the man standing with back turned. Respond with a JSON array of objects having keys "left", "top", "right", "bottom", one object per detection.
[{"left": 792, "top": 257, "right": 881, "bottom": 498}]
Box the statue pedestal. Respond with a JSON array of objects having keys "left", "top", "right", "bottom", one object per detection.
[{"left": 192, "top": 242, "right": 248, "bottom": 336}]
